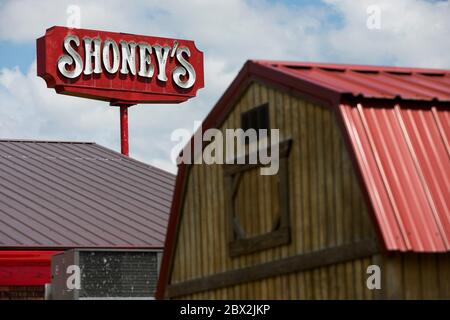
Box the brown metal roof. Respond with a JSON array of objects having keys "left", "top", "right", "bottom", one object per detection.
[{"left": 0, "top": 140, "right": 175, "bottom": 249}]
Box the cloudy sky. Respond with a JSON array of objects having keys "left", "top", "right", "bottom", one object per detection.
[{"left": 0, "top": 0, "right": 449, "bottom": 173}]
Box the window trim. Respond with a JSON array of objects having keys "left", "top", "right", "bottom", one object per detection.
[{"left": 223, "top": 138, "right": 292, "bottom": 257}]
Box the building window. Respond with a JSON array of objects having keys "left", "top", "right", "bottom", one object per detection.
[{"left": 241, "top": 103, "right": 269, "bottom": 141}]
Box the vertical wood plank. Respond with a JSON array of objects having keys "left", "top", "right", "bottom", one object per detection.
[
  {"left": 385, "top": 253, "right": 404, "bottom": 299},
  {"left": 438, "top": 254, "right": 450, "bottom": 298},
  {"left": 420, "top": 254, "right": 438, "bottom": 300},
  {"left": 403, "top": 253, "right": 421, "bottom": 299}
]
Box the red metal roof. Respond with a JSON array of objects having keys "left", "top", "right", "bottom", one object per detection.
[
  {"left": 156, "top": 60, "right": 450, "bottom": 298},
  {"left": 0, "top": 140, "right": 175, "bottom": 249},
  {"left": 255, "top": 60, "right": 450, "bottom": 101},
  {"left": 340, "top": 102, "right": 450, "bottom": 252}
]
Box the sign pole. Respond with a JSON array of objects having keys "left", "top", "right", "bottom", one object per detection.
[{"left": 120, "top": 104, "right": 129, "bottom": 156}]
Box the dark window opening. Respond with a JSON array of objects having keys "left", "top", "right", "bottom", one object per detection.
[{"left": 241, "top": 103, "right": 269, "bottom": 141}]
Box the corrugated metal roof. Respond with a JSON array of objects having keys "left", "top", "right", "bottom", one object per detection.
[
  {"left": 340, "top": 102, "right": 450, "bottom": 252},
  {"left": 0, "top": 140, "right": 175, "bottom": 249},
  {"left": 255, "top": 60, "right": 450, "bottom": 101}
]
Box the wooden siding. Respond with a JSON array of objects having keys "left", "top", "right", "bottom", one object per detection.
[
  {"left": 382, "top": 253, "right": 450, "bottom": 299},
  {"left": 234, "top": 167, "right": 280, "bottom": 238},
  {"left": 168, "top": 80, "right": 382, "bottom": 299}
]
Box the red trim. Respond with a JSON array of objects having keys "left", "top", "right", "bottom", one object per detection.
[
  {"left": 0, "top": 251, "right": 60, "bottom": 286},
  {"left": 179, "top": 61, "right": 341, "bottom": 162},
  {"left": 155, "top": 164, "right": 186, "bottom": 299}
]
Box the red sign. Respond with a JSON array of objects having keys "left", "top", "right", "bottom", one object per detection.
[{"left": 37, "top": 26, "right": 204, "bottom": 105}]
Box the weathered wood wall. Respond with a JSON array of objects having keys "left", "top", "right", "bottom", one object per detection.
[
  {"left": 382, "top": 253, "right": 450, "bottom": 299},
  {"left": 166, "top": 81, "right": 449, "bottom": 299}
]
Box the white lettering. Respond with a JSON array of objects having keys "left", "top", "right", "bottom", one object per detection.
[
  {"left": 173, "top": 47, "right": 196, "bottom": 88},
  {"left": 138, "top": 43, "right": 154, "bottom": 78},
  {"left": 153, "top": 44, "right": 170, "bottom": 82},
  {"left": 120, "top": 40, "right": 137, "bottom": 75},
  {"left": 102, "top": 39, "right": 120, "bottom": 74},
  {"left": 57, "top": 35, "right": 83, "bottom": 78},
  {"left": 83, "top": 37, "right": 102, "bottom": 75},
  {"left": 56, "top": 35, "right": 197, "bottom": 90}
]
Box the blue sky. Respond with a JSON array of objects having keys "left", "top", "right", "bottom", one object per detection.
[
  {"left": 0, "top": 0, "right": 449, "bottom": 173},
  {"left": 0, "top": 41, "right": 35, "bottom": 71}
]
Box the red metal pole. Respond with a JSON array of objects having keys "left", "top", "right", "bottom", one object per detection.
[{"left": 120, "top": 105, "right": 129, "bottom": 156}]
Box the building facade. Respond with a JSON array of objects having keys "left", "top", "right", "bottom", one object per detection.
[{"left": 157, "top": 60, "right": 450, "bottom": 299}]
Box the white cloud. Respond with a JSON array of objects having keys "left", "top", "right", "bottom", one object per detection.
[
  {"left": 0, "top": 61, "right": 116, "bottom": 142},
  {"left": 0, "top": 0, "right": 449, "bottom": 174},
  {"left": 324, "top": 0, "right": 450, "bottom": 67}
]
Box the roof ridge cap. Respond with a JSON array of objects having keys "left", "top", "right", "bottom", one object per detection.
[
  {"left": 0, "top": 139, "right": 94, "bottom": 144},
  {"left": 251, "top": 60, "right": 450, "bottom": 74}
]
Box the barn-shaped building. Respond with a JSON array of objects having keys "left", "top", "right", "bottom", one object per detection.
[
  {"left": 157, "top": 60, "right": 450, "bottom": 299},
  {"left": 0, "top": 140, "right": 174, "bottom": 299}
]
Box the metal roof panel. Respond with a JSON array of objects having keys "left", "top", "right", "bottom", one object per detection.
[
  {"left": 0, "top": 140, "right": 175, "bottom": 249},
  {"left": 255, "top": 60, "right": 450, "bottom": 101},
  {"left": 340, "top": 102, "right": 450, "bottom": 252}
]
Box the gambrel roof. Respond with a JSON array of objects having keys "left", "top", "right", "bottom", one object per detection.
[{"left": 157, "top": 60, "right": 450, "bottom": 298}]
